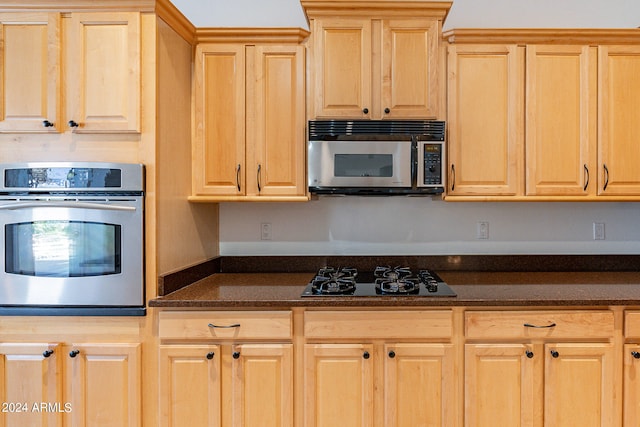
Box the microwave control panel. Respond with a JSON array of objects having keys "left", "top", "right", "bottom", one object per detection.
[{"left": 423, "top": 143, "right": 443, "bottom": 185}]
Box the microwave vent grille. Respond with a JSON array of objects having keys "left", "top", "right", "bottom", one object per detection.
[{"left": 309, "top": 120, "right": 445, "bottom": 139}]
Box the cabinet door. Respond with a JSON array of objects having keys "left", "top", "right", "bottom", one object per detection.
[
  {"left": 159, "top": 345, "right": 221, "bottom": 427},
  {"left": 384, "top": 343, "right": 454, "bottom": 427},
  {"left": 0, "top": 343, "right": 62, "bottom": 427},
  {"left": 447, "top": 44, "right": 524, "bottom": 196},
  {"left": 310, "top": 18, "right": 372, "bottom": 118},
  {"left": 0, "top": 13, "right": 60, "bottom": 133},
  {"left": 544, "top": 343, "right": 615, "bottom": 427},
  {"left": 526, "top": 45, "right": 597, "bottom": 196},
  {"left": 247, "top": 45, "right": 305, "bottom": 197},
  {"left": 193, "top": 44, "right": 246, "bottom": 196},
  {"left": 65, "top": 12, "right": 140, "bottom": 133},
  {"left": 465, "top": 343, "right": 537, "bottom": 427},
  {"left": 598, "top": 45, "right": 640, "bottom": 195},
  {"left": 230, "top": 344, "right": 293, "bottom": 427},
  {"left": 65, "top": 343, "right": 141, "bottom": 427},
  {"left": 304, "top": 343, "right": 374, "bottom": 427},
  {"left": 381, "top": 19, "right": 439, "bottom": 119},
  {"left": 624, "top": 344, "right": 640, "bottom": 427}
]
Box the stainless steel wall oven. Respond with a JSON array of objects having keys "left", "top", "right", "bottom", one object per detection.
[{"left": 0, "top": 162, "right": 145, "bottom": 316}]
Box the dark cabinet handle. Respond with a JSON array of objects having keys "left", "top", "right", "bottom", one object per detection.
[
  {"left": 69, "top": 350, "right": 80, "bottom": 358},
  {"left": 68, "top": 120, "right": 79, "bottom": 128},
  {"left": 257, "top": 164, "right": 262, "bottom": 192},
  {"left": 583, "top": 164, "right": 589, "bottom": 191},
  {"left": 603, "top": 164, "right": 609, "bottom": 191},
  {"left": 363, "top": 351, "right": 370, "bottom": 359},
  {"left": 43, "top": 350, "right": 54, "bottom": 358},
  {"left": 42, "top": 120, "right": 54, "bottom": 128},
  {"left": 206, "top": 352, "right": 215, "bottom": 360},
  {"left": 384, "top": 108, "right": 390, "bottom": 114},
  {"left": 232, "top": 351, "right": 240, "bottom": 359},
  {"left": 362, "top": 108, "right": 369, "bottom": 114},
  {"left": 550, "top": 350, "right": 559, "bottom": 358},
  {"left": 208, "top": 323, "right": 241, "bottom": 329},
  {"left": 388, "top": 350, "right": 396, "bottom": 358},
  {"left": 450, "top": 164, "right": 456, "bottom": 191},
  {"left": 236, "top": 164, "right": 241, "bottom": 192},
  {"left": 524, "top": 322, "right": 557, "bottom": 328},
  {"left": 632, "top": 351, "right": 640, "bottom": 359},
  {"left": 526, "top": 350, "right": 534, "bottom": 358}
]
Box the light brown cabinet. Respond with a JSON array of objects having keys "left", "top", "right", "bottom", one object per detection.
[
  {"left": 445, "top": 30, "right": 640, "bottom": 200},
  {"left": 0, "top": 11, "right": 140, "bottom": 134},
  {"left": 303, "top": 310, "right": 456, "bottom": 427},
  {"left": 446, "top": 43, "right": 524, "bottom": 196},
  {"left": 465, "top": 310, "right": 617, "bottom": 426},
  {"left": 624, "top": 311, "right": 640, "bottom": 426},
  {"left": 190, "top": 30, "right": 308, "bottom": 201},
  {"left": 158, "top": 311, "right": 294, "bottom": 427},
  {"left": 525, "top": 45, "right": 597, "bottom": 196},
  {"left": 303, "top": 1, "right": 450, "bottom": 120},
  {"left": 598, "top": 45, "right": 640, "bottom": 195},
  {"left": 0, "top": 341, "right": 141, "bottom": 427}
]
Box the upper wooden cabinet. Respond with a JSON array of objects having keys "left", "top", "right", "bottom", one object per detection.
[
  {"left": 598, "top": 45, "right": 640, "bottom": 195},
  {"left": 190, "top": 29, "right": 308, "bottom": 202},
  {"left": 302, "top": 0, "right": 451, "bottom": 120},
  {"left": 0, "top": 11, "right": 140, "bottom": 134},
  {"left": 445, "top": 29, "right": 640, "bottom": 201},
  {"left": 447, "top": 43, "right": 524, "bottom": 196}
]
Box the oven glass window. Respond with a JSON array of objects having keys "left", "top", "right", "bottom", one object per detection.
[
  {"left": 5, "top": 221, "right": 121, "bottom": 277},
  {"left": 334, "top": 154, "right": 393, "bottom": 177}
]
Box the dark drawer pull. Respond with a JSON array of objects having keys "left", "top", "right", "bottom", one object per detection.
[
  {"left": 632, "top": 351, "right": 640, "bottom": 359},
  {"left": 526, "top": 350, "right": 534, "bottom": 358},
  {"left": 524, "top": 322, "right": 557, "bottom": 329},
  {"left": 208, "top": 323, "right": 241, "bottom": 329}
]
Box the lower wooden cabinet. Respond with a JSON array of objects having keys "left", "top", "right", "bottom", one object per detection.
[
  {"left": 624, "top": 311, "right": 640, "bottom": 426},
  {"left": 0, "top": 341, "right": 141, "bottom": 427},
  {"left": 465, "top": 310, "right": 617, "bottom": 427},
  {"left": 158, "top": 311, "right": 293, "bottom": 427},
  {"left": 304, "top": 342, "right": 454, "bottom": 427},
  {"left": 466, "top": 342, "right": 614, "bottom": 426},
  {"left": 303, "top": 310, "right": 456, "bottom": 427}
]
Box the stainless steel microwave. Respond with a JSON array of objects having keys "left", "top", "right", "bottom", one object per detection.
[{"left": 308, "top": 120, "right": 445, "bottom": 196}]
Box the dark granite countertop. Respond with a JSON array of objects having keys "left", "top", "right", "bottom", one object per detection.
[{"left": 149, "top": 270, "right": 640, "bottom": 308}]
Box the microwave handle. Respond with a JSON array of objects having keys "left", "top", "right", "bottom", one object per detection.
[{"left": 0, "top": 201, "right": 137, "bottom": 212}]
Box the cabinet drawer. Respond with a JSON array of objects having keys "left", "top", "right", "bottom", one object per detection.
[
  {"left": 159, "top": 311, "right": 292, "bottom": 340},
  {"left": 466, "top": 310, "right": 614, "bottom": 340},
  {"left": 304, "top": 310, "right": 452, "bottom": 339},
  {"left": 625, "top": 311, "right": 640, "bottom": 338}
]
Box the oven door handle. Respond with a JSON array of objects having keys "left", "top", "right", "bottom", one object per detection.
[{"left": 0, "top": 201, "right": 137, "bottom": 211}]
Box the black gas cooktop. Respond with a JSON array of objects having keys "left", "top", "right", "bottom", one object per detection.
[{"left": 301, "top": 266, "right": 456, "bottom": 297}]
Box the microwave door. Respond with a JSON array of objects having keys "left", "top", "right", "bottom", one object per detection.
[{"left": 309, "top": 140, "right": 412, "bottom": 188}]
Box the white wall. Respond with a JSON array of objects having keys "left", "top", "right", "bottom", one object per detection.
[
  {"left": 219, "top": 199, "right": 640, "bottom": 255},
  {"left": 171, "top": 0, "right": 640, "bottom": 29},
  {"left": 171, "top": 0, "right": 640, "bottom": 256}
]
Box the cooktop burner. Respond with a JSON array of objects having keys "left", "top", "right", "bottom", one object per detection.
[{"left": 302, "top": 266, "right": 456, "bottom": 297}]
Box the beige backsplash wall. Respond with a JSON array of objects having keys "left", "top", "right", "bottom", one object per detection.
[{"left": 219, "top": 199, "right": 640, "bottom": 255}]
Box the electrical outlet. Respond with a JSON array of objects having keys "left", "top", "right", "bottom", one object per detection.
[
  {"left": 261, "top": 223, "right": 272, "bottom": 240},
  {"left": 476, "top": 221, "right": 489, "bottom": 240},
  {"left": 593, "top": 222, "right": 605, "bottom": 240}
]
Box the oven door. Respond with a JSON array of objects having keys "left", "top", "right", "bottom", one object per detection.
[
  {"left": 0, "top": 196, "right": 143, "bottom": 308},
  {"left": 308, "top": 140, "right": 412, "bottom": 189}
]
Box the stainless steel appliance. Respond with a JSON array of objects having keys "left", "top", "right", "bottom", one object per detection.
[
  {"left": 0, "top": 162, "right": 145, "bottom": 315},
  {"left": 308, "top": 120, "right": 445, "bottom": 195},
  {"left": 301, "top": 266, "right": 456, "bottom": 297}
]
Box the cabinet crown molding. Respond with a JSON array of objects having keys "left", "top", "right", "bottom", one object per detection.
[
  {"left": 444, "top": 28, "right": 640, "bottom": 45},
  {"left": 301, "top": 0, "right": 452, "bottom": 19},
  {"left": 196, "top": 27, "right": 310, "bottom": 44}
]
